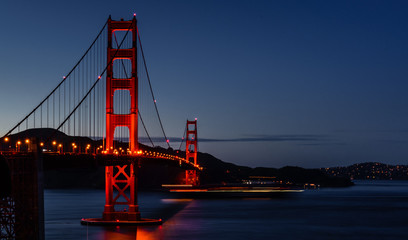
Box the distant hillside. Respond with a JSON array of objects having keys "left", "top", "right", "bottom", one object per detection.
[
  {"left": 321, "top": 162, "right": 408, "bottom": 180},
  {"left": 196, "top": 153, "right": 353, "bottom": 187},
  {"left": 5, "top": 128, "right": 354, "bottom": 188}
]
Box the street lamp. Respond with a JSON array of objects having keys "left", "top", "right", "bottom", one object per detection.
[
  {"left": 86, "top": 144, "right": 91, "bottom": 154},
  {"left": 52, "top": 141, "right": 57, "bottom": 152},
  {"left": 16, "top": 141, "right": 21, "bottom": 152},
  {"left": 1, "top": 137, "right": 9, "bottom": 152},
  {"left": 25, "top": 139, "right": 30, "bottom": 152}
]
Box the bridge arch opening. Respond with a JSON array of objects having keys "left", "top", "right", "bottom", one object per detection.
[
  {"left": 113, "top": 126, "right": 130, "bottom": 154},
  {"left": 112, "top": 30, "right": 133, "bottom": 50},
  {"left": 113, "top": 59, "right": 132, "bottom": 79},
  {"left": 113, "top": 90, "right": 131, "bottom": 115}
]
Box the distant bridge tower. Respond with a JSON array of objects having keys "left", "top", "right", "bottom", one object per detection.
[
  {"left": 185, "top": 119, "right": 199, "bottom": 185},
  {"left": 103, "top": 16, "right": 140, "bottom": 221}
]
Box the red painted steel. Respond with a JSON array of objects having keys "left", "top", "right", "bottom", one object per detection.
[
  {"left": 103, "top": 16, "right": 140, "bottom": 221},
  {"left": 185, "top": 120, "right": 199, "bottom": 185}
]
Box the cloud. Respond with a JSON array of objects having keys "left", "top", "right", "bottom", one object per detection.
[
  {"left": 139, "top": 134, "right": 331, "bottom": 143},
  {"left": 333, "top": 129, "right": 408, "bottom": 134},
  {"left": 296, "top": 142, "right": 348, "bottom": 146}
]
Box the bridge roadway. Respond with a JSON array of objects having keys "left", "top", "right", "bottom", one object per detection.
[{"left": 2, "top": 150, "right": 201, "bottom": 170}]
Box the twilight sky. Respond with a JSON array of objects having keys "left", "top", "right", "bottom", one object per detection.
[{"left": 1, "top": 0, "right": 408, "bottom": 168}]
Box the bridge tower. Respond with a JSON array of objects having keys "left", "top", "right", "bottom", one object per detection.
[
  {"left": 185, "top": 119, "right": 199, "bottom": 185},
  {"left": 103, "top": 16, "right": 140, "bottom": 221}
]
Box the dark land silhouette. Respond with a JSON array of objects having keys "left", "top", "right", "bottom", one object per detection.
[
  {"left": 2, "top": 128, "right": 354, "bottom": 189},
  {"left": 321, "top": 162, "right": 408, "bottom": 180}
]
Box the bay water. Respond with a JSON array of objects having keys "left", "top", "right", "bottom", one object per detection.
[{"left": 44, "top": 180, "right": 408, "bottom": 240}]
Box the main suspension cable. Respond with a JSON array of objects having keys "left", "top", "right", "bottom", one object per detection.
[
  {"left": 47, "top": 18, "right": 134, "bottom": 144},
  {"left": 2, "top": 19, "right": 108, "bottom": 138},
  {"left": 136, "top": 26, "right": 170, "bottom": 148},
  {"left": 178, "top": 123, "right": 187, "bottom": 151},
  {"left": 113, "top": 31, "right": 155, "bottom": 147}
]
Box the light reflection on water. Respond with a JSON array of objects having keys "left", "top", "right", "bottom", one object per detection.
[{"left": 45, "top": 181, "right": 408, "bottom": 240}]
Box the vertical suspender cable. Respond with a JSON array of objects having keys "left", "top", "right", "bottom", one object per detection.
[
  {"left": 46, "top": 21, "right": 132, "bottom": 144},
  {"left": 137, "top": 27, "right": 170, "bottom": 148},
  {"left": 113, "top": 31, "right": 154, "bottom": 147}
]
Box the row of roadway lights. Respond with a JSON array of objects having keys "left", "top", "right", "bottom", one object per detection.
[
  {"left": 50, "top": 142, "right": 99, "bottom": 154},
  {"left": 3, "top": 137, "right": 31, "bottom": 152},
  {"left": 4, "top": 137, "right": 177, "bottom": 156},
  {"left": 3, "top": 137, "right": 201, "bottom": 169},
  {"left": 4, "top": 137, "right": 141, "bottom": 155},
  {"left": 3, "top": 137, "right": 92, "bottom": 154},
  {"left": 99, "top": 148, "right": 200, "bottom": 168}
]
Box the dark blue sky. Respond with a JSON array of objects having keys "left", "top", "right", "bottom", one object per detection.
[{"left": 1, "top": 0, "right": 408, "bottom": 168}]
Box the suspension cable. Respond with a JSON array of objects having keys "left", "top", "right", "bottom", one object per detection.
[
  {"left": 178, "top": 123, "right": 187, "bottom": 151},
  {"left": 47, "top": 18, "right": 134, "bottom": 143},
  {"left": 138, "top": 111, "right": 154, "bottom": 146},
  {"left": 113, "top": 31, "right": 155, "bottom": 147},
  {"left": 136, "top": 26, "right": 170, "bottom": 148},
  {"left": 2, "top": 19, "right": 109, "bottom": 138}
]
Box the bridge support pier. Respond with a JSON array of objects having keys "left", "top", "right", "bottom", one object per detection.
[
  {"left": 81, "top": 160, "right": 161, "bottom": 225},
  {"left": 102, "top": 163, "right": 140, "bottom": 221},
  {"left": 186, "top": 170, "right": 199, "bottom": 186},
  {"left": 1, "top": 140, "right": 45, "bottom": 239}
]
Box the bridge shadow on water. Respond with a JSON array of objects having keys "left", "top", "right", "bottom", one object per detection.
[
  {"left": 86, "top": 195, "right": 300, "bottom": 240},
  {"left": 84, "top": 197, "right": 193, "bottom": 240}
]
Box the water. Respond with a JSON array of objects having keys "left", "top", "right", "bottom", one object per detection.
[{"left": 44, "top": 181, "right": 408, "bottom": 240}]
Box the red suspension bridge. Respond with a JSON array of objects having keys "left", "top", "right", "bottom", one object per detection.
[{"left": 0, "top": 15, "right": 201, "bottom": 234}]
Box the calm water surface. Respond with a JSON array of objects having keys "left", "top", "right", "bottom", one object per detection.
[{"left": 44, "top": 181, "right": 408, "bottom": 240}]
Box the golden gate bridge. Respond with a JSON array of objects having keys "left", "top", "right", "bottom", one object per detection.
[{"left": 0, "top": 15, "right": 201, "bottom": 238}]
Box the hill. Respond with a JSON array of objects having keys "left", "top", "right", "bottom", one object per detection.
[
  {"left": 321, "top": 162, "right": 408, "bottom": 180},
  {"left": 4, "top": 128, "right": 354, "bottom": 188}
]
